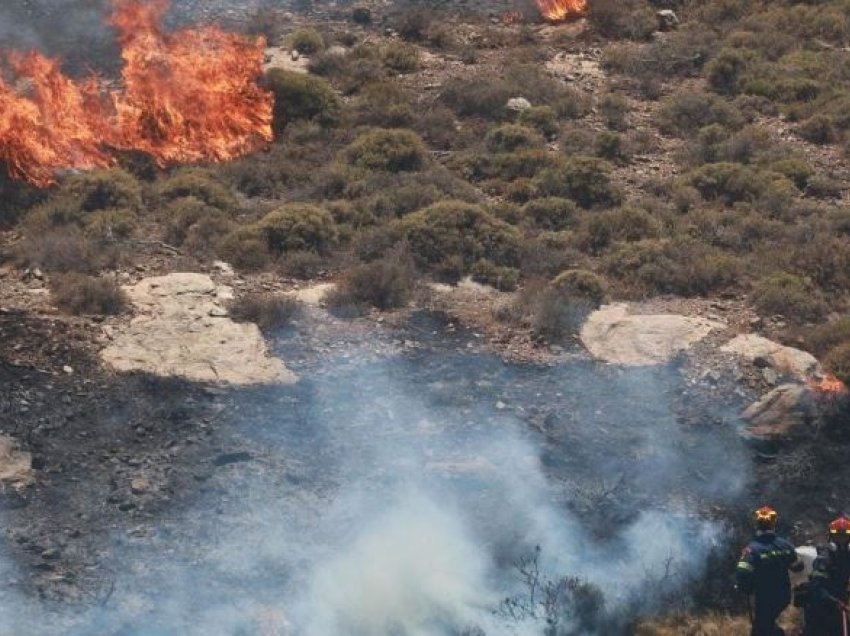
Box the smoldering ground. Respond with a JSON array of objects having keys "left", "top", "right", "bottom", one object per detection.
[{"left": 0, "top": 347, "right": 750, "bottom": 635}]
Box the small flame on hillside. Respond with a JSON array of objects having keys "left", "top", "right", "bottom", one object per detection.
[
  {"left": 807, "top": 373, "right": 849, "bottom": 397},
  {"left": 535, "top": 0, "right": 587, "bottom": 23},
  {"left": 0, "top": 0, "right": 272, "bottom": 188}
]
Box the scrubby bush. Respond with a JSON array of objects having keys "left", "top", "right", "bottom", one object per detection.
[
  {"left": 522, "top": 197, "right": 578, "bottom": 231},
  {"left": 599, "top": 93, "right": 629, "bottom": 131},
  {"left": 255, "top": 203, "right": 337, "bottom": 255},
  {"left": 577, "top": 206, "right": 661, "bottom": 254},
  {"left": 50, "top": 273, "right": 127, "bottom": 315},
  {"left": 161, "top": 197, "right": 227, "bottom": 247},
  {"left": 326, "top": 248, "right": 416, "bottom": 314},
  {"left": 805, "top": 318, "right": 850, "bottom": 358},
  {"left": 518, "top": 106, "right": 559, "bottom": 138},
  {"left": 551, "top": 269, "right": 607, "bottom": 306},
  {"left": 216, "top": 230, "right": 270, "bottom": 272},
  {"left": 751, "top": 272, "right": 827, "bottom": 322},
  {"left": 395, "top": 8, "right": 433, "bottom": 42},
  {"left": 534, "top": 157, "right": 621, "bottom": 208},
  {"left": 471, "top": 260, "right": 520, "bottom": 291},
  {"left": 15, "top": 230, "right": 107, "bottom": 273},
  {"left": 797, "top": 114, "right": 836, "bottom": 145},
  {"left": 401, "top": 201, "right": 522, "bottom": 271},
  {"left": 279, "top": 250, "right": 326, "bottom": 279},
  {"left": 485, "top": 124, "right": 544, "bottom": 153},
  {"left": 289, "top": 28, "right": 324, "bottom": 54},
  {"left": 825, "top": 342, "right": 850, "bottom": 385},
  {"left": 657, "top": 90, "right": 743, "bottom": 136},
  {"left": 707, "top": 49, "right": 747, "bottom": 95},
  {"left": 84, "top": 208, "right": 137, "bottom": 240},
  {"left": 265, "top": 69, "right": 339, "bottom": 134},
  {"left": 382, "top": 41, "right": 419, "bottom": 73},
  {"left": 351, "top": 81, "right": 415, "bottom": 128},
  {"left": 341, "top": 129, "right": 429, "bottom": 173},
  {"left": 227, "top": 293, "right": 301, "bottom": 331},
  {"left": 531, "top": 270, "right": 608, "bottom": 340},
  {"left": 587, "top": 0, "right": 657, "bottom": 41},
  {"left": 65, "top": 169, "right": 143, "bottom": 213},
  {"left": 155, "top": 169, "right": 237, "bottom": 212},
  {"left": 594, "top": 132, "right": 629, "bottom": 163}
]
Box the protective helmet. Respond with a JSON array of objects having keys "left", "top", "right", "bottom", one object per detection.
[
  {"left": 829, "top": 516, "right": 850, "bottom": 541},
  {"left": 754, "top": 506, "right": 778, "bottom": 531}
]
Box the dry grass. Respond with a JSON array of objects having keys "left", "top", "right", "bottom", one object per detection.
[{"left": 635, "top": 610, "right": 802, "bottom": 635}]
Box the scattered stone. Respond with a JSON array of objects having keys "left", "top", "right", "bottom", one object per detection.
[
  {"left": 580, "top": 303, "right": 725, "bottom": 366},
  {"left": 130, "top": 476, "right": 150, "bottom": 495},
  {"left": 721, "top": 334, "right": 819, "bottom": 380},
  {"left": 656, "top": 9, "right": 679, "bottom": 30},
  {"left": 62, "top": 366, "right": 73, "bottom": 375},
  {"left": 212, "top": 261, "right": 235, "bottom": 277}
]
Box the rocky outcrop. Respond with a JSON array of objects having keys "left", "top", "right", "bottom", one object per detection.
[
  {"left": 101, "top": 273, "right": 296, "bottom": 385},
  {"left": 740, "top": 383, "right": 816, "bottom": 440},
  {"left": 580, "top": 303, "right": 725, "bottom": 366},
  {"left": 0, "top": 435, "right": 33, "bottom": 491},
  {"left": 721, "top": 334, "right": 819, "bottom": 380}
]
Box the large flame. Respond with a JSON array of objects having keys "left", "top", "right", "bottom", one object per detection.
[
  {"left": 0, "top": 0, "right": 273, "bottom": 188},
  {"left": 807, "top": 373, "right": 849, "bottom": 397},
  {"left": 535, "top": 0, "right": 588, "bottom": 23}
]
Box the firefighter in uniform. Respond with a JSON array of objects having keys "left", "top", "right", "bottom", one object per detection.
[
  {"left": 805, "top": 516, "right": 850, "bottom": 636},
  {"left": 736, "top": 506, "right": 803, "bottom": 636}
]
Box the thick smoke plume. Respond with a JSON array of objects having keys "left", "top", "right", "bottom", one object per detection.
[{"left": 0, "top": 349, "right": 748, "bottom": 634}]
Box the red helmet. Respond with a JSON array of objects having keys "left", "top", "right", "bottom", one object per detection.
[
  {"left": 829, "top": 516, "right": 850, "bottom": 539},
  {"left": 754, "top": 506, "right": 778, "bottom": 531}
]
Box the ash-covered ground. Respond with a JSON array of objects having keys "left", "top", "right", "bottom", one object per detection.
[{"left": 0, "top": 308, "right": 752, "bottom": 635}]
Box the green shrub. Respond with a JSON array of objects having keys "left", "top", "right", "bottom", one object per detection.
[
  {"left": 520, "top": 232, "right": 585, "bottom": 279},
  {"left": 522, "top": 197, "right": 578, "bottom": 231},
  {"left": 806, "top": 174, "right": 843, "bottom": 199},
  {"left": 471, "top": 260, "right": 520, "bottom": 292},
  {"left": 707, "top": 49, "right": 747, "bottom": 95},
  {"left": 382, "top": 41, "right": 419, "bottom": 73},
  {"left": 279, "top": 250, "right": 326, "bottom": 279},
  {"left": 685, "top": 163, "right": 798, "bottom": 211},
  {"left": 255, "top": 203, "right": 337, "bottom": 255},
  {"left": 768, "top": 158, "right": 812, "bottom": 190},
  {"left": 352, "top": 81, "right": 415, "bottom": 128},
  {"left": 50, "top": 273, "right": 127, "bottom": 315},
  {"left": 65, "top": 169, "right": 142, "bottom": 213},
  {"left": 599, "top": 93, "right": 629, "bottom": 131},
  {"left": 289, "top": 28, "right": 325, "bottom": 54},
  {"left": 805, "top": 318, "right": 850, "bottom": 357},
  {"left": 161, "top": 197, "right": 227, "bottom": 247},
  {"left": 84, "top": 208, "right": 137, "bottom": 240},
  {"left": 825, "top": 342, "right": 850, "bottom": 385},
  {"left": 797, "top": 115, "right": 836, "bottom": 145},
  {"left": 577, "top": 206, "right": 661, "bottom": 255},
  {"left": 228, "top": 293, "right": 301, "bottom": 331},
  {"left": 156, "top": 169, "right": 237, "bottom": 212},
  {"left": 534, "top": 157, "right": 621, "bottom": 209},
  {"left": 341, "top": 129, "right": 429, "bottom": 173},
  {"left": 265, "top": 69, "right": 339, "bottom": 134},
  {"left": 485, "top": 124, "right": 544, "bottom": 153},
  {"left": 550, "top": 269, "right": 607, "bottom": 306},
  {"left": 518, "top": 106, "right": 559, "bottom": 138},
  {"left": 594, "top": 132, "right": 629, "bottom": 163},
  {"left": 530, "top": 270, "right": 608, "bottom": 341},
  {"left": 326, "top": 248, "right": 416, "bottom": 314},
  {"left": 216, "top": 229, "right": 271, "bottom": 272},
  {"left": 588, "top": 0, "right": 657, "bottom": 41},
  {"left": 401, "top": 201, "right": 522, "bottom": 271},
  {"left": 657, "top": 90, "right": 743, "bottom": 136},
  {"left": 751, "top": 272, "right": 827, "bottom": 322}
]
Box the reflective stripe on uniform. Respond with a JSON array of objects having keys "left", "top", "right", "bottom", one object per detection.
[{"left": 737, "top": 561, "right": 754, "bottom": 572}]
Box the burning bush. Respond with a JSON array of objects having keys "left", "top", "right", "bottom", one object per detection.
[
  {"left": 326, "top": 247, "right": 416, "bottom": 314},
  {"left": 227, "top": 293, "right": 301, "bottom": 331},
  {"left": 265, "top": 69, "right": 339, "bottom": 134},
  {"left": 534, "top": 157, "right": 621, "bottom": 209},
  {"left": 751, "top": 272, "right": 828, "bottom": 322},
  {"left": 50, "top": 273, "right": 127, "bottom": 316},
  {"left": 342, "top": 129, "right": 429, "bottom": 173},
  {"left": 401, "top": 201, "right": 522, "bottom": 273},
  {"left": 521, "top": 197, "right": 578, "bottom": 231},
  {"left": 255, "top": 203, "right": 338, "bottom": 256}
]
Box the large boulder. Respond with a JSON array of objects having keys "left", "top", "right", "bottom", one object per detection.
[
  {"left": 740, "top": 383, "right": 816, "bottom": 440},
  {"left": 721, "top": 334, "right": 819, "bottom": 380},
  {"left": 580, "top": 303, "right": 725, "bottom": 366},
  {"left": 101, "top": 273, "right": 296, "bottom": 385}
]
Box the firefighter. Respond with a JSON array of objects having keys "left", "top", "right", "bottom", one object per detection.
[
  {"left": 736, "top": 506, "right": 804, "bottom": 636},
  {"left": 804, "top": 516, "right": 850, "bottom": 636}
]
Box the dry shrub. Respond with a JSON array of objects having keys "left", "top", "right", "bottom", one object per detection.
[
  {"left": 227, "top": 293, "right": 300, "bottom": 331},
  {"left": 634, "top": 613, "right": 752, "bottom": 636},
  {"left": 289, "top": 28, "right": 324, "bottom": 54},
  {"left": 255, "top": 203, "right": 338, "bottom": 256},
  {"left": 352, "top": 81, "right": 415, "bottom": 128},
  {"left": 155, "top": 168, "right": 237, "bottom": 213},
  {"left": 265, "top": 69, "right": 339, "bottom": 134},
  {"left": 382, "top": 41, "right": 419, "bottom": 73},
  {"left": 657, "top": 90, "right": 743, "bottom": 136},
  {"left": 534, "top": 157, "right": 621, "bottom": 209},
  {"left": 577, "top": 206, "right": 661, "bottom": 255},
  {"left": 341, "top": 129, "right": 429, "bottom": 173},
  {"left": 15, "top": 230, "right": 115, "bottom": 274},
  {"left": 278, "top": 250, "right": 326, "bottom": 280},
  {"left": 50, "top": 273, "right": 127, "bottom": 315},
  {"left": 825, "top": 342, "right": 850, "bottom": 385},
  {"left": 522, "top": 197, "right": 578, "bottom": 231},
  {"left": 485, "top": 124, "right": 544, "bottom": 153},
  {"left": 531, "top": 270, "right": 607, "bottom": 341},
  {"left": 470, "top": 260, "right": 520, "bottom": 292},
  {"left": 805, "top": 318, "right": 850, "bottom": 358},
  {"left": 587, "top": 0, "right": 657, "bottom": 41},
  {"left": 751, "top": 272, "right": 827, "bottom": 322},
  {"left": 326, "top": 248, "right": 416, "bottom": 315}
]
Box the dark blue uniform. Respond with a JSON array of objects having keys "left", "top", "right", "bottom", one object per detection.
[
  {"left": 736, "top": 532, "right": 801, "bottom": 636},
  {"left": 805, "top": 543, "right": 850, "bottom": 636}
]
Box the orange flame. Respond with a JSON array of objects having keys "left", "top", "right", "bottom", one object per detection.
[
  {"left": 0, "top": 0, "right": 273, "bottom": 188},
  {"left": 535, "top": 0, "right": 588, "bottom": 22},
  {"left": 807, "top": 373, "right": 849, "bottom": 397}
]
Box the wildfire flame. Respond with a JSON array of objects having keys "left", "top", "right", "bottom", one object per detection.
[
  {"left": 0, "top": 0, "right": 273, "bottom": 188},
  {"left": 535, "top": 0, "right": 588, "bottom": 23},
  {"left": 807, "top": 373, "right": 849, "bottom": 397}
]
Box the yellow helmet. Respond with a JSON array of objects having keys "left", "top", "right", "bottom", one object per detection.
[{"left": 754, "top": 506, "right": 778, "bottom": 531}]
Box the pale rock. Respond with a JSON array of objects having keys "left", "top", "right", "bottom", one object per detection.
[
  {"left": 0, "top": 436, "right": 34, "bottom": 491},
  {"left": 721, "top": 334, "right": 819, "bottom": 380},
  {"left": 741, "top": 383, "right": 815, "bottom": 440},
  {"left": 580, "top": 303, "right": 725, "bottom": 366},
  {"left": 506, "top": 97, "right": 532, "bottom": 112}
]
